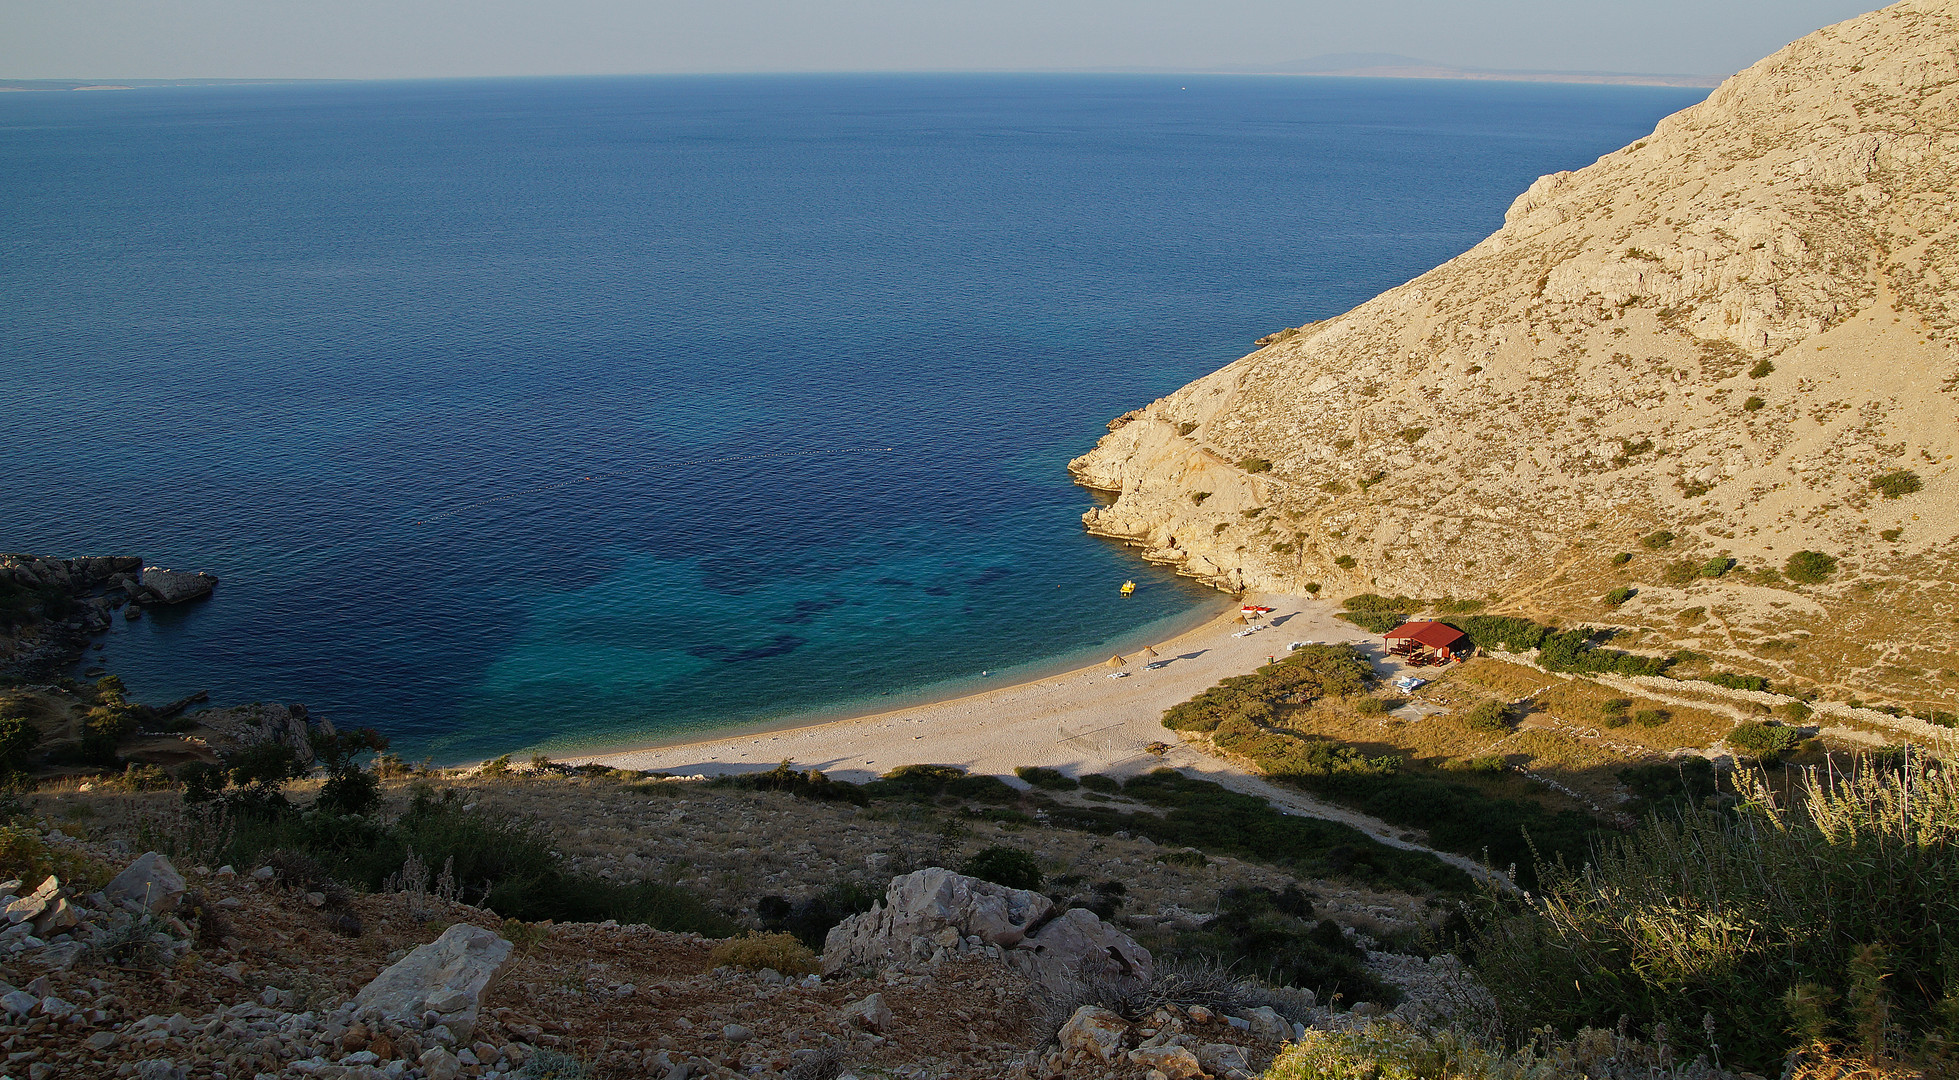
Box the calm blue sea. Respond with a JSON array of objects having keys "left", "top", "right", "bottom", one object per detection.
[{"left": 0, "top": 75, "right": 1707, "bottom": 762}]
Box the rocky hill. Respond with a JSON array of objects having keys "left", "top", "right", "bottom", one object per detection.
[{"left": 1071, "top": 0, "right": 1959, "bottom": 714}]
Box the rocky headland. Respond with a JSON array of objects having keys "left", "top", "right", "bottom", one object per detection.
[{"left": 1072, "top": 0, "right": 1959, "bottom": 714}]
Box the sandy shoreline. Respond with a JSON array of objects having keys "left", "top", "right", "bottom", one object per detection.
[{"left": 572, "top": 591, "right": 1373, "bottom": 784}]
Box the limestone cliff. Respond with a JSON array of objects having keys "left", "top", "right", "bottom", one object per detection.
[{"left": 1072, "top": 0, "right": 1959, "bottom": 710}]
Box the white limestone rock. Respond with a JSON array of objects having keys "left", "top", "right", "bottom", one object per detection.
[
  {"left": 353, "top": 924, "right": 512, "bottom": 1042},
  {"left": 105, "top": 852, "right": 187, "bottom": 915}
]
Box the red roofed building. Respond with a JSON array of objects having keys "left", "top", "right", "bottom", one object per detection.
[{"left": 1384, "top": 620, "right": 1471, "bottom": 659}]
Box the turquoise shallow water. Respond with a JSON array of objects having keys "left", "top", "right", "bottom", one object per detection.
[{"left": 0, "top": 74, "right": 1708, "bottom": 762}]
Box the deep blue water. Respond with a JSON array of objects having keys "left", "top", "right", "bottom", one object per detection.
[{"left": 0, "top": 75, "right": 1707, "bottom": 762}]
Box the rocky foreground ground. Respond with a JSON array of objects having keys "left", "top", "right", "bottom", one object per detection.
[{"left": 0, "top": 822, "right": 1494, "bottom": 1080}]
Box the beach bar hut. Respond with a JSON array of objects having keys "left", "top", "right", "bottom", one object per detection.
[{"left": 1383, "top": 620, "right": 1470, "bottom": 660}]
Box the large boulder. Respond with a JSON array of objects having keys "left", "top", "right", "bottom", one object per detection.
[
  {"left": 134, "top": 568, "right": 218, "bottom": 605},
  {"left": 823, "top": 867, "right": 1053, "bottom": 973},
  {"left": 105, "top": 852, "right": 187, "bottom": 914},
  {"left": 1005, "top": 906, "right": 1153, "bottom": 990},
  {"left": 822, "top": 868, "right": 1153, "bottom": 993},
  {"left": 353, "top": 923, "right": 513, "bottom": 1042}
]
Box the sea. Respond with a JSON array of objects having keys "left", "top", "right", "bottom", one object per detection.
[{"left": 0, "top": 74, "right": 1708, "bottom": 763}]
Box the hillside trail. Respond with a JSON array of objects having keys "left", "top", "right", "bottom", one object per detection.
[{"left": 1174, "top": 759, "right": 1515, "bottom": 891}]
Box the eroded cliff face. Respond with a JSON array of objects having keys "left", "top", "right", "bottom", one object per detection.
[{"left": 1072, "top": 0, "right": 1959, "bottom": 708}]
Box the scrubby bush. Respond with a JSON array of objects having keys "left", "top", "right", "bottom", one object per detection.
[
  {"left": 1662, "top": 559, "right": 1701, "bottom": 584},
  {"left": 1749, "top": 358, "right": 1775, "bottom": 379},
  {"left": 758, "top": 880, "right": 880, "bottom": 950},
  {"left": 1610, "top": 552, "right": 1633, "bottom": 566},
  {"left": 1616, "top": 756, "right": 1717, "bottom": 815},
  {"left": 1785, "top": 550, "right": 1839, "bottom": 584},
  {"left": 1870, "top": 470, "right": 1922, "bottom": 499},
  {"left": 718, "top": 761, "right": 869, "bottom": 804},
  {"left": 961, "top": 845, "right": 1043, "bottom": 890},
  {"left": 1162, "top": 645, "right": 1371, "bottom": 733},
  {"left": 1353, "top": 696, "right": 1393, "bottom": 716},
  {"left": 1727, "top": 721, "right": 1804, "bottom": 756},
  {"left": 1700, "top": 556, "right": 1734, "bottom": 578},
  {"left": 1014, "top": 765, "right": 1078, "bottom": 790},
  {"left": 708, "top": 932, "right": 821, "bottom": 976},
  {"left": 1239, "top": 458, "right": 1272, "bottom": 473},
  {"left": 1469, "top": 758, "right": 1959, "bottom": 1070},
  {"left": 1639, "top": 530, "right": 1675, "bottom": 550},
  {"left": 1462, "top": 700, "right": 1514, "bottom": 734},
  {"left": 1604, "top": 586, "right": 1634, "bottom": 606},
  {"left": 0, "top": 715, "right": 38, "bottom": 774},
  {"left": 1333, "top": 554, "right": 1357, "bottom": 570},
  {"left": 1779, "top": 700, "right": 1814, "bottom": 723},
  {"left": 1704, "top": 672, "right": 1772, "bottom": 693},
  {"left": 1079, "top": 773, "right": 1121, "bottom": 794},
  {"left": 1631, "top": 709, "right": 1669, "bottom": 728},
  {"left": 0, "top": 824, "right": 112, "bottom": 889},
  {"left": 1743, "top": 395, "right": 1766, "bottom": 411},
  {"left": 1167, "top": 886, "right": 1396, "bottom": 1004}
]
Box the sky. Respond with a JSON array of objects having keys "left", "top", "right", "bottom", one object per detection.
[{"left": 0, "top": 0, "right": 1889, "bottom": 81}]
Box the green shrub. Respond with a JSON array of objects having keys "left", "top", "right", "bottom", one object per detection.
[
  {"left": 1870, "top": 470, "right": 1922, "bottom": 499},
  {"left": 1639, "top": 530, "right": 1675, "bottom": 550},
  {"left": 1239, "top": 458, "right": 1272, "bottom": 473},
  {"left": 1610, "top": 552, "right": 1633, "bottom": 566},
  {"left": 1700, "top": 556, "right": 1734, "bottom": 578},
  {"left": 1169, "top": 886, "right": 1397, "bottom": 1003},
  {"left": 0, "top": 716, "right": 39, "bottom": 774},
  {"left": 1462, "top": 701, "right": 1514, "bottom": 734},
  {"left": 1014, "top": 765, "right": 1078, "bottom": 790},
  {"left": 1778, "top": 700, "right": 1813, "bottom": 723},
  {"left": 1617, "top": 757, "right": 1719, "bottom": 816},
  {"left": 1079, "top": 773, "right": 1121, "bottom": 794},
  {"left": 1604, "top": 587, "right": 1634, "bottom": 606},
  {"left": 718, "top": 761, "right": 869, "bottom": 804},
  {"left": 1190, "top": 491, "right": 1210, "bottom": 505},
  {"left": 1631, "top": 709, "right": 1670, "bottom": 728},
  {"left": 1727, "top": 721, "right": 1803, "bottom": 756},
  {"left": 1748, "top": 358, "right": 1775, "bottom": 379},
  {"left": 1784, "top": 550, "right": 1838, "bottom": 584},
  {"left": 1353, "top": 696, "right": 1392, "bottom": 717},
  {"left": 1177, "top": 421, "right": 1198, "bottom": 436},
  {"left": 1536, "top": 628, "right": 1671, "bottom": 677},
  {"left": 1162, "top": 646, "right": 1372, "bottom": 733},
  {"left": 1742, "top": 395, "right": 1766, "bottom": 411},
  {"left": 1334, "top": 610, "right": 1403, "bottom": 633},
  {"left": 1397, "top": 427, "right": 1429, "bottom": 444},
  {"left": 1333, "top": 555, "right": 1357, "bottom": 570},
  {"left": 758, "top": 880, "right": 880, "bottom": 950},
  {"left": 1304, "top": 582, "right": 1321, "bottom": 594},
  {"left": 961, "top": 845, "right": 1043, "bottom": 890},
  {"left": 1662, "top": 559, "right": 1701, "bottom": 584},
  {"left": 1704, "top": 672, "right": 1771, "bottom": 693},
  {"left": 480, "top": 754, "right": 512, "bottom": 777},
  {"left": 1879, "top": 527, "right": 1903, "bottom": 542}
]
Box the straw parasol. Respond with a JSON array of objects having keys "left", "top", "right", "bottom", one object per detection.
[
  {"left": 1104, "top": 655, "right": 1125, "bottom": 668},
  {"left": 1140, "top": 645, "right": 1159, "bottom": 658}
]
